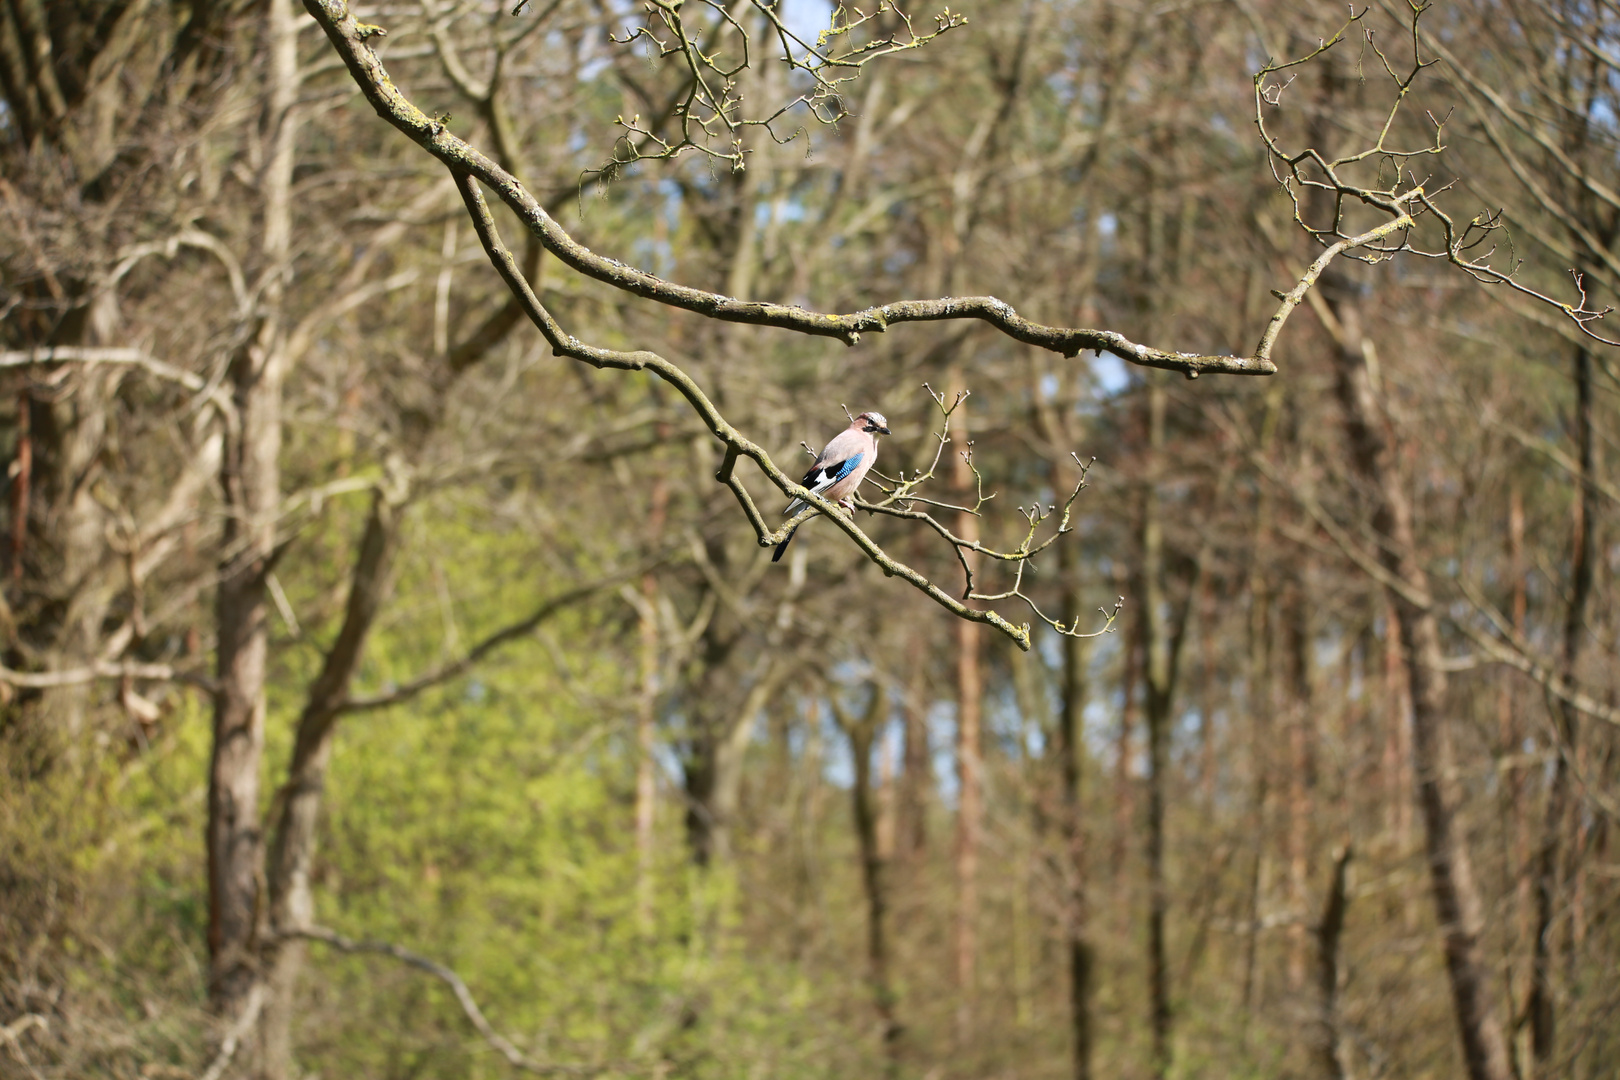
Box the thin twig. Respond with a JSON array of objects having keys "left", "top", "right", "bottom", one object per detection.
[
  {"left": 299, "top": 0, "right": 1277, "bottom": 377},
  {"left": 283, "top": 926, "right": 607, "bottom": 1075}
]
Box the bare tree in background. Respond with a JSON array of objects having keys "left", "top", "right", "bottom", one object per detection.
[{"left": 6, "top": 3, "right": 1620, "bottom": 1079}]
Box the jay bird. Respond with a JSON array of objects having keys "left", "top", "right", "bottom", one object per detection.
[{"left": 773, "top": 410, "right": 891, "bottom": 563}]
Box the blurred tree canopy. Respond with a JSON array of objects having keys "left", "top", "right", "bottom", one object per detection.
[{"left": 2, "top": 1, "right": 1619, "bottom": 1079}]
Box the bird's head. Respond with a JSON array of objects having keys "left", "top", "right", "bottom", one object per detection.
[{"left": 855, "top": 411, "right": 891, "bottom": 436}]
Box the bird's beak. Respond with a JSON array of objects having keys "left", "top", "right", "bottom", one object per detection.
[{"left": 877, "top": 424, "right": 891, "bottom": 435}]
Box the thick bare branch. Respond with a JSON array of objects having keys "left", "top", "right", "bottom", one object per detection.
[
  {"left": 453, "top": 168, "right": 1041, "bottom": 648},
  {"left": 299, "top": 0, "right": 1275, "bottom": 377},
  {"left": 0, "top": 659, "right": 214, "bottom": 693}
]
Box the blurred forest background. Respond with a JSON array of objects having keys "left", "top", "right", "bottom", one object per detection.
[{"left": 2, "top": 0, "right": 1618, "bottom": 1078}]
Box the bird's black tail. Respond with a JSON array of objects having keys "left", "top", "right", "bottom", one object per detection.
[{"left": 772, "top": 525, "right": 799, "bottom": 563}]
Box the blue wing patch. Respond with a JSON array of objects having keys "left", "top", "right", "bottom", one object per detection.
[
  {"left": 801, "top": 452, "right": 863, "bottom": 492},
  {"left": 787, "top": 452, "right": 866, "bottom": 516},
  {"left": 830, "top": 453, "right": 864, "bottom": 483}
]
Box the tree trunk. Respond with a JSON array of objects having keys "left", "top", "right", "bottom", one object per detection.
[
  {"left": 951, "top": 378, "right": 982, "bottom": 1043},
  {"left": 8, "top": 387, "right": 26, "bottom": 589},
  {"left": 681, "top": 530, "right": 802, "bottom": 870},
  {"left": 1312, "top": 845, "right": 1352, "bottom": 1080},
  {"left": 635, "top": 477, "right": 668, "bottom": 930},
  {"left": 898, "top": 623, "right": 932, "bottom": 861},
  {"left": 1196, "top": 574, "right": 1217, "bottom": 802},
  {"left": 1382, "top": 595, "right": 1414, "bottom": 855},
  {"left": 1284, "top": 582, "right": 1314, "bottom": 992},
  {"left": 1500, "top": 483, "right": 1533, "bottom": 1073},
  {"left": 682, "top": 530, "right": 745, "bottom": 868},
  {"left": 1326, "top": 280, "right": 1514, "bottom": 1080},
  {"left": 832, "top": 688, "right": 902, "bottom": 1072},
  {"left": 1111, "top": 614, "right": 1138, "bottom": 881},
  {"left": 207, "top": 0, "right": 298, "bottom": 1021},
  {"left": 261, "top": 489, "right": 405, "bottom": 1080},
  {"left": 1057, "top": 536, "right": 1094, "bottom": 1080},
  {"left": 1528, "top": 343, "right": 1593, "bottom": 1077},
  {"left": 1140, "top": 378, "right": 1173, "bottom": 1080},
  {"left": 681, "top": 668, "right": 759, "bottom": 869},
  {"left": 954, "top": 611, "right": 981, "bottom": 1015}
]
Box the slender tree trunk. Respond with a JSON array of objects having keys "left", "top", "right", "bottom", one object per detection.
[
  {"left": 255, "top": 97, "right": 539, "bottom": 1076},
  {"left": 1312, "top": 845, "right": 1353, "bottom": 1080},
  {"left": 1197, "top": 574, "right": 1217, "bottom": 802},
  {"left": 683, "top": 698, "right": 758, "bottom": 869},
  {"left": 636, "top": 591, "right": 658, "bottom": 920},
  {"left": 952, "top": 375, "right": 982, "bottom": 1041},
  {"left": 1501, "top": 484, "right": 1533, "bottom": 1073},
  {"left": 832, "top": 688, "right": 902, "bottom": 1072},
  {"left": 1057, "top": 537, "right": 1094, "bottom": 1080},
  {"left": 899, "top": 624, "right": 931, "bottom": 861},
  {"left": 1140, "top": 378, "right": 1173, "bottom": 1080},
  {"left": 682, "top": 538, "right": 743, "bottom": 869},
  {"left": 8, "top": 387, "right": 25, "bottom": 588},
  {"left": 954, "top": 611, "right": 981, "bottom": 1009},
  {"left": 1529, "top": 344, "right": 1594, "bottom": 1077},
  {"left": 262, "top": 490, "right": 405, "bottom": 1080},
  {"left": 1382, "top": 595, "right": 1413, "bottom": 855},
  {"left": 1242, "top": 387, "right": 1280, "bottom": 1035},
  {"left": 207, "top": 0, "right": 297, "bottom": 1021},
  {"left": 1284, "top": 583, "right": 1314, "bottom": 993},
  {"left": 1326, "top": 281, "right": 1514, "bottom": 1080},
  {"left": 635, "top": 477, "right": 668, "bottom": 930},
  {"left": 682, "top": 531, "right": 802, "bottom": 870},
  {"left": 1112, "top": 600, "right": 1138, "bottom": 881},
  {"left": 1239, "top": 771, "right": 1268, "bottom": 1029}
]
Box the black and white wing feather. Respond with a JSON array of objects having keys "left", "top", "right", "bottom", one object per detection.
[{"left": 784, "top": 452, "right": 864, "bottom": 516}]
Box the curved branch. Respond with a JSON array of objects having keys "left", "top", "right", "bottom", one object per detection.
[
  {"left": 282, "top": 925, "right": 604, "bottom": 1076},
  {"left": 453, "top": 170, "right": 1037, "bottom": 647},
  {"left": 340, "top": 557, "right": 659, "bottom": 714},
  {"left": 0, "top": 347, "right": 237, "bottom": 430},
  {"left": 299, "top": 0, "right": 1275, "bottom": 377}
]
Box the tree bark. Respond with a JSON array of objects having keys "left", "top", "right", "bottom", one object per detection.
[
  {"left": 681, "top": 530, "right": 803, "bottom": 870},
  {"left": 1111, "top": 614, "right": 1138, "bottom": 880},
  {"left": 1528, "top": 343, "right": 1594, "bottom": 1077},
  {"left": 1312, "top": 844, "right": 1352, "bottom": 1080},
  {"left": 1382, "top": 595, "right": 1414, "bottom": 853},
  {"left": 635, "top": 476, "right": 668, "bottom": 931},
  {"left": 254, "top": 53, "right": 543, "bottom": 1071},
  {"left": 8, "top": 387, "right": 26, "bottom": 588},
  {"left": 1500, "top": 483, "right": 1533, "bottom": 1073},
  {"left": 1240, "top": 386, "right": 1281, "bottom": 1030},
  {"left": 898, "top": 623, "right": 932, "bottom": 861},
  {"left": 1139, "top": 378, "right": 1173, "bottom": 1080},
  {"left": 831, "top": 687, "right": 902, "bottom": 1072},
  {"left": 951, "top": 376, "right": 982, "bottom": 1042},
  {"left": 1326, "top": 280, "right": 1514, "bottom": 1080},
  {"left": 681, "top": 523, "right": 746, "bottom": 869},
  {"left": 1057, "top": 536, "right": 1094, "bottom": 1080},
  {"left": 261, "top": 489, "right": 405, "bottom": 1080},
  {"left": 207, "top": 0, "right": 298, "bottom": 1021},
  {"left": 1284, "top": 582, "right": 1314, "bottom": 992}
]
